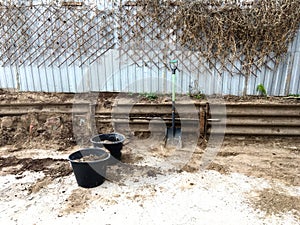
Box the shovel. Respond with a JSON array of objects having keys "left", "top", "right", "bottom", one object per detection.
[{"left": 165, "top": 59, "right": 182, "bottom": 149}]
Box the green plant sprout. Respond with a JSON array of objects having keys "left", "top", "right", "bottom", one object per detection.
[
  {"left": 256, "top": 84, "right": 267, "bottom": 96},
  {"left": 140, "top": 92, "right": 158, "bottom": 101},
  {"left": 187, "top": 90, "right": 205, "bottom": 100},
  {"left": 288, "top": 93, "right": 300, "bottom": 97}
]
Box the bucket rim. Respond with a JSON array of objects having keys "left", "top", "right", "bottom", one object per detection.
[
  {"left": 68, "top": 148, "right": 110, "bottom": 163},
  {"left": 90, "top": 133, "right": 125, "bottom": 144}
]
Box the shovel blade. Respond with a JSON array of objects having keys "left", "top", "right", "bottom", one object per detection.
[{"left": 165, "top": 127, "right": 182, "bottom": 148}]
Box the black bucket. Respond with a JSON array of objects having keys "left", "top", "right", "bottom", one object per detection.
[
  {"left": 68, "top": 148, "right": 110, "bottom": 188},
  {"left": 90, "top": 133, "right": 125, "bottom": 160}
]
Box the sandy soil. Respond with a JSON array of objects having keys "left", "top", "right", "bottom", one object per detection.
[
  {"left": 0, "top": 136, "right": 299, "bottom": 225},
  {"left": 0, "top": 91, "right": 299, "bottom": 224}
]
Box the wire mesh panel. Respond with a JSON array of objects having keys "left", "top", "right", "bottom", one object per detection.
[
  {"left": 0, "top": 2, "right": 115, "bottom": 67},
  {"left": 117, "top": 1, "right": 215, "bottom": 75}
]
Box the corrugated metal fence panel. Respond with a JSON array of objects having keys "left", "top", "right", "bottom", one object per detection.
[
  {"left": 287, "top": 29, "right": 300, "bottom": 95},
  {"left": 290, "top": 52, "right": 300, "bottom": 94},
  {"left": 0, "top": 66, "right": 16, "bottom": 89},
  {"left": 290, "top": 28, "right": 300, "bottom": 53},
  {"left": 17, "top": 64, "right": 85, "bottom": 92}
]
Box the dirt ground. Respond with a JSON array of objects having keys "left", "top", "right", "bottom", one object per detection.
[
  {"left": 0, "top": 90, "right": 299, "bottom": 224},
  {"left": 0, "top": 136, "right": 299, "bottom": 224}
]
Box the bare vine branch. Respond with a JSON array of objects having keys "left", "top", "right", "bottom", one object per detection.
[{"left": 130, "top": 0, "right": 300, "bottom": 75}]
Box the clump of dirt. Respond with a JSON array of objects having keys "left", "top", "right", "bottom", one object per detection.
[
  {"left": 60, "top": 188, "right": 92, "bottom": 215},
  {"left": 0, "top": 156, "right": 73, "bottom": 194},
  {"left": 74, "top": 153, "right": 109, "bottom": 162},
  {"left": 133, "top": 131, "right": 151, "bottom": 139},
  {"left": 181, "top": 147, "right": 204, "bottom": 173},
  {"left": 106, "top": 163, "right": 163, "bottom": 183},
  {"left": 182, "top": 157, "right": 229, "bottom": 175},
  {"left": 217, "top": 152, "right": 240, "bottom": 157},
  {"left": 250, "top": 188, "right": 300, "bottom": 219},
  {"left": 121, "top": 152, "right": 144, "bottom": 164},
  {"left": 148, "top": 145, "right": 177, "bottom": 158},
  {"left": 207, "top": 162, "right": 229, "bottom": 174},
  {"left": 0, "top": 156, "right": 72, "bottom": 178},
  {"left": 29, "top": 177, "right": 53, "bottom": 194}
]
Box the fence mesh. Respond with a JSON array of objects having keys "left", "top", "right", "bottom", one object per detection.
[
  {"left": 0, "top": 0, "right": 299, "bottom": 76},
  {"left": 0, "top": 3, "right": 115, "bottom": 67}
]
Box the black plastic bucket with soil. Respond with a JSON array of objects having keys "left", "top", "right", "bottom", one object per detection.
[
  {"left": 68, "top": 148, "right": 110, "bottom": 188},
  {"left": 90, "top": 133, "right": 125, "bottom": 161}
]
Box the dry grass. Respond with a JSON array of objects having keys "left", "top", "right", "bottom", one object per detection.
[{"left": 132, "top": 0, "right": 300, "bottom": 74}]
